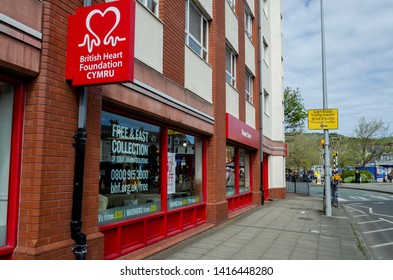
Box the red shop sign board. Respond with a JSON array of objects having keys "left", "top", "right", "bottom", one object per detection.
[
  {"left": 66, "top": 0, "right": 135, "bottom": 86},
  {"left": 226, "top": 113, "right": 260, "bottom": 149}
]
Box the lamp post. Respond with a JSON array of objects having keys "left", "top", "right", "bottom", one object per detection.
[{"left": 320, "top": 0, "right": 332, "bottom": 216}]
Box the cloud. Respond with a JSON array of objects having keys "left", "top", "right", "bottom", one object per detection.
[{"left": 283, "top": 0, "right": 393, "bottom": 136}]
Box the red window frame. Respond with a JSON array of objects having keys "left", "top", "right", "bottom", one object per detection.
[
  {"left": 99, "top": 106, "right": 208, "bottom": 259},
  {"left": 0, "top": 76, "right": 24, "bottom": 260},
  {"left": 226, "top": 145, "right": 254, "bottom": 211}
]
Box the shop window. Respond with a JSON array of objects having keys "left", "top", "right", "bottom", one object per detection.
[
  {"left": 226, "top": 146, "right": 235, "bottom": 196},
  {"left": 167, "top": 130, "right": 203, "bottom": 209},
  {"left": 99, "top": 111, "right": 161, "bottom": 225},
  {"left": 0, "top": 82, "right": 13, "bottom": 246},
  {"left": 226, "top": 146, "right": 252, "bottom": 196},
  {"left": 239, "top": 149, "right": 250, "bottom": 193}
]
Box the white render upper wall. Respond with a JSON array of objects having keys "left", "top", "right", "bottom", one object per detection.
[
  {"left": 185, "top": 47, "right": 213, "bottom": 103},
  {"left": 226, "top": 83, "right": 239, "bottom": 118},
  {"left": 262, "top": 0, "right": 284, "bottom": 142},
  {"left": 245, "top": 36, "right": 255, "bottom": 76},
  {"left": 196, "top": 0, "right": 213, "bottom": 19},
  {"left": 134, "top": 1, "right": 163, "bottom": 73},
  {"left": 225, "top": 1, "right": 239, "bottom": 53},
  {"left": 270, "top": 0, "right": 284, "bottom": 141}
]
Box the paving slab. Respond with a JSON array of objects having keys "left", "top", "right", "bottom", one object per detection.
[{"left": 146, "top": 193, "right": 370, "bottom": 260}]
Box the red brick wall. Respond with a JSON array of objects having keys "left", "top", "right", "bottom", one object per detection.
[
  {"left": 206, "top": 0, "right": 228, "bottom": 224},
  {"left": 269, "top": 188, "right": 287, "bottom": 199},
  {"left": 251, "top": 0, "right": 262, "bottom": 204},
  {"left": 14, "top": 0, "right": 104, "bottom": 260},
  {"left": 161, "top": 0, "right": 185, "bottom": 86},
  {"left": 237, "top": 0, "right": 246, "bottom": 122}
]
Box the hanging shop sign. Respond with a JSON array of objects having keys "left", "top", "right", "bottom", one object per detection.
[
  {"left": 66, "top": 0, "right": 135, "bottom": 86},
  {"left": 226, "top": 113, "right": 260, "bottom": 149}
]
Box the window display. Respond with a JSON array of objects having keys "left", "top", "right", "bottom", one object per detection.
[
  {"left": 226, "top": 146, "right": 235, "bottom": 196},
  {"left": 167, "top": 131, "right": 203, "bottom": 209},
  {"left": 99, "top": 111, "right": 161, "bottom": 225},
  {"left": 239, "top": 149, "right": 250, "bottom": 193},
  {"left": 226, "top": 146, "right": 251, "bottom": 196}
]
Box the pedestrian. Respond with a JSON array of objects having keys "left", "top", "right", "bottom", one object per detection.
[{"left": 355, "top": 169, "right": 361, "bottom": 184}]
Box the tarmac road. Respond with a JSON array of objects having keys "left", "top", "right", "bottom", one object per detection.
[{"left": 344, "top": 199, "right": 393, "bottom": 260}]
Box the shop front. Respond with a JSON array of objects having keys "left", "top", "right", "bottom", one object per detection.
[
  {"left": 0, "top": 0, "right": 41, "bottom": 259},
  {"left": 99, "top": 108, "right": 208, "bottom": 259},
  {"left": 225, "top": 113, "right": 259, "bottom": 212}
]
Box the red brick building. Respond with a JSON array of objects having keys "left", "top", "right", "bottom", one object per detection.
[{"left": 0, "top": 0, "right": 286, "bottom": 260}]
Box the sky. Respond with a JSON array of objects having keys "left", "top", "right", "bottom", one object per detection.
[{"left": 282, "top": 0, "right": 393, "bottom": 137}]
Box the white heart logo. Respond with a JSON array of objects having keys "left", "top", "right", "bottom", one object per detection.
[{"left": 78, "top": 7, "right": 126, "bottom": 53}]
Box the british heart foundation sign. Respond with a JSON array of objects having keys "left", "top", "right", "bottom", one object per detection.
[{"left": 66, "top": 0, "right": 135, "bottom": 86}]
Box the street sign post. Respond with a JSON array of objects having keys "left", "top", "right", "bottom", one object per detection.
[{"left": 307, "top": 108, "right": 338, "bottom": 130}]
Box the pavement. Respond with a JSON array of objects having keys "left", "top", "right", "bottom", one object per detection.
[{"left": 146, "top": 183, "right": 393, "bottom": 260}]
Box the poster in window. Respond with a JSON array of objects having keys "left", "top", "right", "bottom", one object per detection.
[{"left": 167, "top": 152, "right": 176, "bottom": 194}]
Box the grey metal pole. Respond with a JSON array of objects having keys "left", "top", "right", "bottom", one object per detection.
[
  {"left": 78, "top": 0, "right": 91, "bottom": 130},
  {"left": 258, "top": 0, "right": 265, "bottom": 205},
  {"left": 320, "top": 0, "right": 332, "bottom": 216}
]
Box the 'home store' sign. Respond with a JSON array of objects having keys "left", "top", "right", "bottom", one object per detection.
[{"left": 66, "top": 0, "right": 135, "bottom": 86}]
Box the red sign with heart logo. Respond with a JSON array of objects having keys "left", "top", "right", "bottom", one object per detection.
[{"left": 66, "top": 0, "right": 135, "bottom": 86}]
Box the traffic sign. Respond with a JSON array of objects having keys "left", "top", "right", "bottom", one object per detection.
[{"left": 308, "top": 109, "right": 338, "bottom": 130}]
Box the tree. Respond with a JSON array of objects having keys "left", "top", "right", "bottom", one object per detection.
[
  {"left": 329, "top": 134, "right": 365, "bottom": 169},
  {"left": 352, "top": 117, "right": 391, "bottom": 166},
  {"left": 286, "top": 133, "right": 321, "bottom": 173},
  {"left": 284, "top": 87, "right": 307, "bottom": 133}
]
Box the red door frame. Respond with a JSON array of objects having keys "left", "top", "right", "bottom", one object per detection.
[
  {"left": 263, "top": 155, "right": 269, "bottom": 201},
  {"left": 0, "top": 79, "right": 24, "bottom": 260}
]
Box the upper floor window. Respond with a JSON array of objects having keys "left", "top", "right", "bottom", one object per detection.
[
  {"left": 263, "top": 0, "right": 268, "bottom": 18},
  {"left": 245, "top": 70, "right": 253, "bottom": 103},
  {"left": 227, "top": 0, "right": 236, "bottom": 11},
  {"left": 263, "top": 38, "right": 269, "bottom": 65},
  {"left": 244, "top": 3, "right": 253, "bottom": 39},
  {"left": 185, "top": 0, "right": 209, "bottom": 61},
  {"left": 226, "top": 46, "right": 236, "bottom": 87},
  {"left": 138, "top": 0, "right": 158, "bottom": 15},
  {"left": 264, "top": 89, "right": 270, "bottom": 116}
]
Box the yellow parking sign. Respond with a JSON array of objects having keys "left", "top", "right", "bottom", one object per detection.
[{"left": 308, "top": 109, "right": 339, "bottom": 130}]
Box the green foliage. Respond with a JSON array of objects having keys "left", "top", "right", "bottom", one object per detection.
[
  {"left": 284, "top": 87, "right": 307, "bottom": 133},
  {"left": 284, "top": 116, "right": 393, "bottom": 177},
  {"left": 342, "top": 170, "right": 375, "bottom": 183},
  {"left": 353, "top": 117, "right": 392, "bottom": 167},
  {"left": 286, "top": 133, "right": 321, "bottom": 172}
]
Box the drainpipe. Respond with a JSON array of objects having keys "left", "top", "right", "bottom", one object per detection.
[
  {"left": 70, "top": 0, "right": 91, "bottom": 260},
  {"left": 258, "top": 0, "right": 264, "bottom": 205},
  {"left": 71, "top": 87, "right": 88, "bottom": 260}
]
